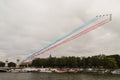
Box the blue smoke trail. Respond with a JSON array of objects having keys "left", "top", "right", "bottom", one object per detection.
[{"left": 20, "top": 17, "right": 100, "bottom": 63}]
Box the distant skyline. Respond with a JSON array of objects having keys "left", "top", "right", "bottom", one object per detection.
[{"left": 0, "top": 0, "right": 120, "bottom": 62}]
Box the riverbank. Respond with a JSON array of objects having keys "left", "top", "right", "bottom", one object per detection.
[{"left": 1, "top": 67, "right": 120, "bottom": 74}]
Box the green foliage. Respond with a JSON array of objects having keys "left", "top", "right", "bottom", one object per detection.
[
  {"left": 107, "top": 55, "right": 120, "bottom": 68},
  {"left": 31, "top": 54, "right": 120, "bottom": 69},
  {"left": 32, "top": 58, "right": 42, "bottom": 67},
  {"left": 104, "top": 58, "right": 118, "bottom": 69},
  {"left": 8, "top": 62, "right": 16, "bottom": 67},
  {"left": 67, "top": 56, "right": 77, "bottom": 68},
  {"left": 0, "top": 61, "right": 5, "bottom": 67}
]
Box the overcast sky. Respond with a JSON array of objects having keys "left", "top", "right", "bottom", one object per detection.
[{"left": 0, "top": 0, "right": 120, "bottom": 61}]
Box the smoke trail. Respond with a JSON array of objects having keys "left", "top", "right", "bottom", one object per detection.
[
  {"left": 20, "top": 17, "right": 100, "bottom": 63},
  {"left": 23, "top": 18, "right": 110, "bottom": 62}
]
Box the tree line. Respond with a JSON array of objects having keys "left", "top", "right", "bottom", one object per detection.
[
  {"left": 0, "top": 54, "right": 120, "bottom": 69},
  {"left": 32, "top": 54, "right": 120, "bottom": 69},
  {"left": 0, "top": 62, "right": 16, "bottom": 67}
]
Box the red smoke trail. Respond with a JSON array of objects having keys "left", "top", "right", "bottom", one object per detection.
[{"left": 26, "top": 19, "right": 109, "bottom": 62}]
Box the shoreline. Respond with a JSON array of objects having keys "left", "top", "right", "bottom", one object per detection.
[{"left": 0, "top": 67, "right": 120, "bottom": 74}]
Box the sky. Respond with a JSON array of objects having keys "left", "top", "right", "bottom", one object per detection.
[{"left": 0, "top": 0, "right": 120, "bottom": 62}]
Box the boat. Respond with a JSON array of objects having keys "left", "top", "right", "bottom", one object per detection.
[
  {"left": 111, "top": 69, "right": 120, "bottom": 74},
  {"left": 51, "top": 68, "right": 67, "bottom": 73},
  {"left": 10, "top": 69, "right": 22, "bottom": 72},
  {"left": 0, "top": 68, "right": 7, "bottom": 72},
  {"left": 68, "top": 69, "right": 78, "bottom": 73},
  {"left": 0, "top": 70, "right": 7, "bottom": 72},
  {"left": 22, "top": 68, "right": 39, "bottom": 72},
  {"left": 39, "top": 68, "right": 52, "bottom": 73}
]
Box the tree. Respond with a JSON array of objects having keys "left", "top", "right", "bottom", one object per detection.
[
  {"left": 107, "top": 55, "right": 120, "bottom": 68},
  {"left": 55, "top": 57, "right": 67, "bottom": 68},
  {"left": 55, "top": 58, "right": 63, "bottom": 68},
  {"left": 81, "top": 57, "right": 87, "bottom": 68},
  {"left": 0, "top": 61, "right": 5, "bottom": 67},
  {"left": 89, "top": 55, "right": 105, "bottom": 68},
  {"left": 67, "top": 56, "right": 77, "bottom": 68},
  {"left": 104, "top": 57, "right": 118, "bottom": 69},
  {"left": 32, "top": 58, "right": 41, "bottom": 67},
  {"left": 46, "top": 57, "right": 56, "bottom": 68},
  {"left": 8, "top": 62, "right": 16, "bottom": 67},
  {"left": 76, "top": 57, "right": 81, "bottom": 68},
  {"left": 31, "top": 54, "right": 119, "bottom": 69}
]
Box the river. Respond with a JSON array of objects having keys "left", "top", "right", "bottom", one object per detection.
[{"left": 0, "top": 73, "right": 120, "bottom": 80}]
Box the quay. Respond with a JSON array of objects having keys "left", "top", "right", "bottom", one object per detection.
[{"left": 0, "top": 67, "right": 120, "bottom": 75}]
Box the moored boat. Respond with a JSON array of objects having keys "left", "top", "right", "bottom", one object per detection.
[{"left": 39, "top": 68, "right": 52, "bottom": 73}]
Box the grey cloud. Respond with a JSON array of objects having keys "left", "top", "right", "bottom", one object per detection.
[{"left": 0, "top": 0, "right": 120, "bottom": 62}]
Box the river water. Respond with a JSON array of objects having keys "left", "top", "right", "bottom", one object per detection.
[{"left": 0, "top": 73, "right": 120, "bottom": 80}]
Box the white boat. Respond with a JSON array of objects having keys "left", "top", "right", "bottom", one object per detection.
[
  {"left": 9, "top": 68, "right": 52, "bottom": 73},
  {"left": 10, "top": 69, "right": 22, "bottom": 72},
  {"left": 111, "top": 69, "right": 120, "bottom": 74},
  {"left": 22, "top": 68, "right": 39, "bottom": 72},
  {"left": 39, "top": 68, "right": 52, "bottom": 73},
  {"left": 51, "top": 68, "right": 67, "bottom": 73}
]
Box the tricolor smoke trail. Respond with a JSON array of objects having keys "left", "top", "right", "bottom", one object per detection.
[
  {"left": 31, "top": 19, "right": 109, "bottom": 59},
  {"left": 20, "top": 17, "right": 99, "bottom": 62},
  {"left": 20, "top": 15, "right": 111, "bottom": 63}
]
